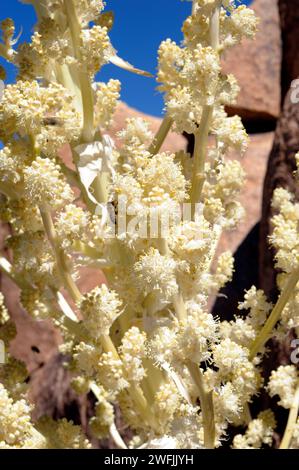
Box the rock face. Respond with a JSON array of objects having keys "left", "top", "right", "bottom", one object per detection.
[
  {"left": 279, "top": 0, "right": 299, "bottom": 101},
  {"left": 260, "top": 88, "right": 299, "bottom": 300},
  {"left": 223, "top": 0, "right": 281, "bottom": 124}
]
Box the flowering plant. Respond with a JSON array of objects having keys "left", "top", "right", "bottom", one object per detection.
[{"left": 0, "top": 0, "right": 298, "bottom": 449}]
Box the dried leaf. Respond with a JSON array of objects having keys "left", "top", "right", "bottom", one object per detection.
[
  {"left": 110, "top": 54, "right": 153, "bottom": 77},
  {"left": 74, "top": 135, "right": 115, "bottom": 205}
]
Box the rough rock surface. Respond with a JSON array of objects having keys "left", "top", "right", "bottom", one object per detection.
[
  {"left": 260, "top": 89, "right": 299, "bottom": 299},
  {"left": 223, "top": 0, "right": 281, "bottom": 124}
]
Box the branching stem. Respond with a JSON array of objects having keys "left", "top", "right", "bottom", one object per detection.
[
  {"left": 148, "top": 116, "right": 173, "bottom": 155},
  {"left": 280, "top": 384, "right": 299, "bottom": 449},
  {"left": 190, "top": 5, "right": 220, "bottom": 220},
  {"left": 63, "top": 0, "right": 95, "bottom": 143},
  {"left": 40, "top": 208, "right": 82, "bottom": 304},
  {"left": 249, "top": 267, "right": 299, "bottom": 360},
  {"left": 157, "top": 237, "right": 187, "bottom": 322},
  {"left": 187, "top": 361, "right": 215, "bottom": 449}
]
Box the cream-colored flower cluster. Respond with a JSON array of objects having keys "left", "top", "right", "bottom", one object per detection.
[{"left": 0, "top": 0, "right": 298, "bottom": 450}]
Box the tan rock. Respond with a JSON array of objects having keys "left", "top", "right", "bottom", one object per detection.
[{"left": 222, "top": 0, "right": 281, "bottom": 122}]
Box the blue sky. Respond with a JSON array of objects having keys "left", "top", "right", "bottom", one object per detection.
[{"left": 0, "top": 0, "right": 252, "bottom": 117}]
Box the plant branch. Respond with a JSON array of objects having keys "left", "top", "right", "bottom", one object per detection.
[
  {"left": 39, "top": 208, "right": 82, "bottom": 304},
  {"left": 100, "top": 334, "right": 157, "bottom": 430},
  {"left": 63, "top": 0, "right": 95, "bottom": 143},
  {"left": 190, "top": 105, "right": 213, "bottom": 218},
  {"left": 89, "top": 382, "right": 128, "bottom": 450},
  {"left": 190, "top": 6, "right": 220, "bottom": 220},
  {"left": 280, "top": 384, "right": 299, "bottom": 449},
  {"left": 148, "top": 116, "right": 173, "bottom": 155},
  {"left": 156, "top": 237, "right": 187, "bottom": 322},
  {"left": 249, "top": 267, "right": 299, "bottom": 360},
  {"left": 187, "top": 361, "right": 215, "bottom": 449}
]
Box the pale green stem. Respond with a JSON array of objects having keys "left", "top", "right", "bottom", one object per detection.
[
  {"left": 157, "top": 237, "right": 187, "bottom": 322},
  {"left": 40, "top": 208, "right": 82, "bottom": 304},
  {"left": 280, "top": 384, "right": 299, "bottom": 449},
  {"left": 100, "top": 334, "right": 120, "bottom": 360},
  {"left": 0, "top": 254, "right": 80, "bottom": 326},
  {"left": 190, "top": 106, "right": 213, "bottom": 219},
  {"left": 190, "top": 6, "right": 220, "bottom": 220},
  {"left": 89, "top": 382, "right": 128, "bottom": 449},
  {"left": 0, "top": 254, "right": 81, "bottom": 344},
  {"left": 63, "top": 1, "right": 109, "bottom": 207},
  {"left": 100, "top": 334, "right": 157, "bottom": 430},
  {"left": 249, "top": 267, "right": 299, "bottom": 360},
  {"left": 172, "top": 292, "right": 188, "bottom": 323},
  {"left": 142, "top": 357, "right": 166, "bottom": 402},
  {"left": 79, "top": 72, "right": 96, "bottom": 143},
  {"left": 243, "top": 403, "right": 252, "bottom": 426},
  {"left": 162, "top": 362, "right": 192, "bottom": 405},
  {"left": 209, "top": 4, "right": 220, "bottom": 50},
  {"left": 187, "top": 361, "right": 216, "bottom": 449},
  {"left": 63, "top": 0, "right": 95, "bottom": 143},
  {"left": 29, "top": 427, "right": 49, "bottom": 448},
  {"left": 55, "top": 290, "right": 79, "bottom": 322},
  {"left": 148, "top": 116, "right": 173, "bottom": 155},
  {"left": 55, "top": 62, "right": 83, "bottom": 115}
]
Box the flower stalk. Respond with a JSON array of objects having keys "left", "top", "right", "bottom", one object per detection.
[
  {"left": 280, "top": 384, "right": 299, "bottom": 449},
  {"left": 187, "top": 361, "right": 216, "bottom": 449},
  {"left": 190, "top": 105, "right": 214, "bottom": 218},
  {"left": 39, "top": 208, "right": 82, "bottom": 304},
  {"left": 190, "top": 5, "right": 220, "bottom": 219},
  {"left": 63, "top": 0, "right": 95, "bottom": 143},
  {"left": 249, "top": 266, "right": 299, "bottom": 360}
]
